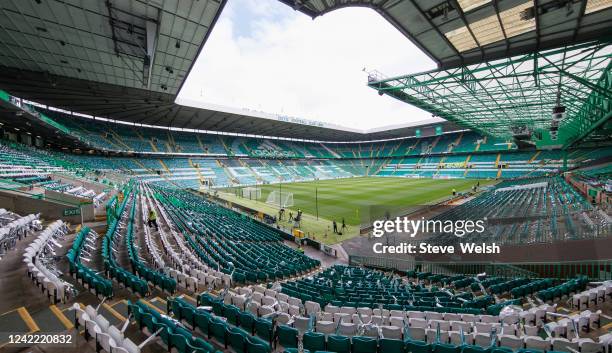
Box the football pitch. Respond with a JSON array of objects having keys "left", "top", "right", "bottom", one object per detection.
[{"left": 218, "top": 177, "right": 496, "bottom": 244}]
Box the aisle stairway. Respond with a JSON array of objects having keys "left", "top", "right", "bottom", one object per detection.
[
  {"left": 217, "top": 160, "right": 239, "bottom": 185},
  {"left": 0, "top": 223, "right": 90, "bottom": 349},
  {"left": 188, "top": 158, "right": 206, "bottom": 186}
]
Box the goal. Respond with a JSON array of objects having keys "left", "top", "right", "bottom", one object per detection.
[
  {"left": 266, "top": 190, "right": 294, "bottom": 208},
  {"left": 241, "top": 187, "right": 261, "bottom": 199}
]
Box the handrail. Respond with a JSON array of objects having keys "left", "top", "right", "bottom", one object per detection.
[
  {"left": 349, "top": 255, "right": 612, "bottom": 280},
  {"left": 350, "top": 254, "right": 612, "bottom": 267}
]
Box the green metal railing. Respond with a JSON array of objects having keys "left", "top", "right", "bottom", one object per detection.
[
  {"left": 0, "top": 89, "right": 10, "bottom": 102},
  {"left": 349, "top": 255, "right": 612, "bottom": 280}
]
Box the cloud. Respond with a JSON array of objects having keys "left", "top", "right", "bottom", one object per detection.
[{"left": 177, "top": 0, "right": 437, "bottom": 131}]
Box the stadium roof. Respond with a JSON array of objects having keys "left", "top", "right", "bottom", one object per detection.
[
  {"left": 1, "top": 0, "right": 611, "bottom": 143},
  {"left": 0, "top": 0, "right": 226, "bottom": 95},
  {"left": 368, "top": 40, "right": 612, "bottom": 147},
  {"left": 0, "top": 97, "right": 90, "bottom": 149},
  {"left": 0, "top": 66, "right": 461, "bottom": 142},
  {"left": 281, "top": 0, "right": 612, "bottom": 69}
]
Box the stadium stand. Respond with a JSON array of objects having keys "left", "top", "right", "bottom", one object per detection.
[
  {"left": 192, "top": 265, "right": 612, "bottom": 353},
  {"left": 151, "top": 185, "right": 320, "bottom": 284},
  {"left": 7, "top": 106, "right": 610, "bottom": 190},
  {"left": 0, "top": 134, "right": 610, "bottom": 353},
  {"left": 426, "top": 175, "right": 610, "bottom": 246},
  {"left": 141, "top": 183, "right": 224, "bottom": 292},
  {"left": 0, "top": 85, "right": 610, "bottom": 353},
  {"left": 102, "top": 187, "right": 151, "bottom": 297},
  {"left": 0, "top": 2, "right": 610, "bottom": 352}
]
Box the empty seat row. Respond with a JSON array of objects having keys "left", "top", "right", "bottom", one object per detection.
[
  {"left": 23, "top": 220, "right": 71, "bottom": 303},
  {"left": 281, "top": 265, "right": 476, "bottom": 311},
  {"left": 124, "top": 188, "right": 176, "bottom": 294},
  {"left": 102, "top": 189, "right": 149, "bottom": 297},
  {"left": 572, "top": 281, "right": 612, "bottom": 309},
  {"left": 281, "top": 332, "right": 606, "bottom": 353},
  {"left": 151, "top": 185, "right": 319, "bottom": 284},
  {"left": 0, "top": 213, "right": 41, "bottom": 257},
  {"left": 141, "top": 184, "right": 225, "bottom": 291},
  {"left": 544, "top": 309, "right": 603, "bottom": 336},
  {"left": 66, "top": 226, "right": 113, "bottom": 298},
  {"left": 197, "top": 291, "right": 608, "bottom": 353},
  {"left": 129, "top": 299, "right": 221, "bottom": 353},
  {"left": 537, "top": 277, "right": 589, "bottom": 302},
  {"left": 73, "top": 304, "right": 142, "bottom": 353}
]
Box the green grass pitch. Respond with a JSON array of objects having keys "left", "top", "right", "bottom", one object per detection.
[{"left": 220, "top": 177, "right": 495, "bottom": 244}]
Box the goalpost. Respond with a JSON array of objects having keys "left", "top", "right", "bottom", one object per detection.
[
  {"left": 241, "top": 187, "right": 261, "bottom": 200},
  {"left": 266, "top": 190, "right": 294, "bottom": 208}
]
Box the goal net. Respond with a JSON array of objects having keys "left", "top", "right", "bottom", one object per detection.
[
  {"left": 266, "top": 190, "right": 294, "bottom": 208},
  {"left": 241, "top": 187, "right": 261, "bottom": 199}
]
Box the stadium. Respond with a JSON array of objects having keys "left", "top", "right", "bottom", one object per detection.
[{"left": 0, "top": 0, "right": 610, "bottom": 353}]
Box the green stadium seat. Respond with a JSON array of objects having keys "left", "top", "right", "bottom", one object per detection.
[
  {"left": 212, "top": 300, "right": 225, "bottom": 316},
  {"left": 181, "top": 303, "right": 196, "bottom": 327},
  {"left": 406, "top": 340, "right": 431, "bottom": 353},
  {"left": 379, "top": 338, "right": 404, "bottom": 353},
  {"left": 277, "top": 325, "right": 298, "bottom": 348},
  {"left": 239, "top": 311, "right": 256, "bottom": 334},
  {"left": 169, "top": 333, "right": 189, "bottom": 353},
  {"left": 210, "top": 319, "right": 227, "bottom": 346},
  {"left": 327, "top": 335, "right": 351, "bottom": 353},
  {"left": 225, "top": 304, "right": 240, "bottom": 325},
  {"left": 228, "top": 326, "right": 249, "bottom": 353},
  {"left": 158, "top": 326, "right": 171, "bottom": 347},
  {"left": 246, "top": 336, "right": 272, "bottom": 353},
  {"left": 256, "top": 318, "right": 274, "bottom": 343},
  {"left": 194, "top": 311, "right": 211, "bottom": 336},
  {"left": 142, "top": 312, "right": 156, "bottom": 334},
  {"left": 352, "top": 336, "right": 377, "bottom": 353},
  {"left": 303, "top": 331, "right": 326, "bottom": 352},
  {"left": 193, "top": 337, "right": 216, "bottom": 353},
  {"left": 171, "top": 299, "right": 183, "bottom": 321}
]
